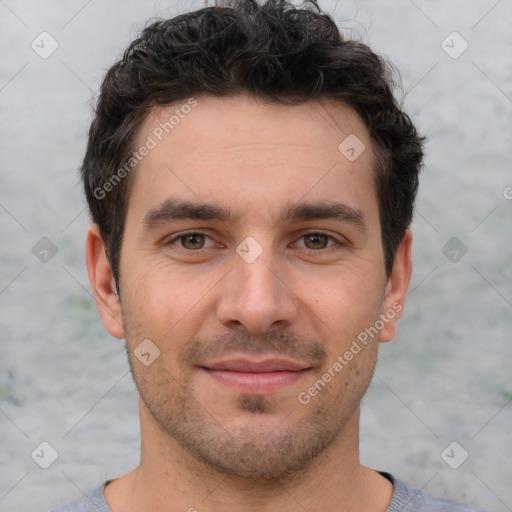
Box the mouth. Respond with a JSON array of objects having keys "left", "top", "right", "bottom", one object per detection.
[{"left": 199, "top": 357, "right": 311, "bottom": 395}]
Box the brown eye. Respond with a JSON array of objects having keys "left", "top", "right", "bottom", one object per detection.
[
  {"left": 165, "top": 231, "right": 219, "bottom": 252},
  {"left": 303, "top": 233, "right": 329, "bottom": 249},
  {"left": 179, "top": 233, "right": 206, "bottom": 249}
]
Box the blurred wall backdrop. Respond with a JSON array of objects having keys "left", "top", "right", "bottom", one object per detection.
[{"left": 0, "top": 1, "right": 511, "bottom": 511}]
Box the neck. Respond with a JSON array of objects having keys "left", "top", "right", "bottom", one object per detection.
[{"left": 104, "top": 401, "right": 393, "bottom": 512}]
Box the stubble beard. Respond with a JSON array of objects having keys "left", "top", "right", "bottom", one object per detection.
[{"left": 122, "top": 310, "right": 379, "bottom": 482}]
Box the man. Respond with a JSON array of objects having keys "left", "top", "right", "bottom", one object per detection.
[{"left": 52, "top": 1, "right": 487, "bottom": 510}]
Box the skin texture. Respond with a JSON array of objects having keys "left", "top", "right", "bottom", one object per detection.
[{"left": 86, "top": 94, "right": 412, "bottom": 512}]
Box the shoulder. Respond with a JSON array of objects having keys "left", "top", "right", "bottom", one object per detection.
[
  {"left": 49, "top": 481, "right": 111, "bottom": 512},
  {"left": 383, "top": 472, "right": 489, "bottom": 512}
]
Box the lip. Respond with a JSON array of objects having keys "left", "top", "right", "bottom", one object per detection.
[
  {"left": 200, "top": 357, "right": 311, "bottom": 395},
  {"left": 204, "top": 357, "right": 309, "bottom": 372}
]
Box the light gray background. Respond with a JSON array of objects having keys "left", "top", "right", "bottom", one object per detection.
[{"left": 0, "top": 1, "right": 511, "bottom": 511}]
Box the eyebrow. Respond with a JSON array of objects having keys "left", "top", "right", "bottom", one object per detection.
[{"left": 142, "top": 198, "right": 367, "bottom": 231}]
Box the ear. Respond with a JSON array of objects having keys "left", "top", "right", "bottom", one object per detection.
[
  {"left": 85, "top": 223, "right": 125, "bottom": 339},
  {"left": 378, "top": 229, "right": 413, "bottom": 343}
]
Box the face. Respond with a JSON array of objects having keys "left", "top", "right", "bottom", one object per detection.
[{"left": 89, "top": 94, "right": 411, "bottom": 481}]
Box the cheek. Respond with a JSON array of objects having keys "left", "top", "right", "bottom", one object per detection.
[
  {"left": 120, "top": 258, "right": 214, "bottom": 355},
  {"left": 122, "top": 256, "right": 184, "bottom": 311},
  {"left": 295, "top": 262, "right": 384, "bottom": 329}
]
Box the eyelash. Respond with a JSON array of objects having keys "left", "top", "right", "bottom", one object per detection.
[{"left": 165, "top": 231, "right": 343, "bottom": 251}]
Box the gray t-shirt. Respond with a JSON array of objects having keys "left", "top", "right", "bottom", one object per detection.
[{"left": 50, "top": 472, "right": 488, "bottom": 511}]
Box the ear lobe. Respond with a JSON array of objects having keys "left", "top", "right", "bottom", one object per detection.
[
  {"left": 378, "top": 229, "right": 413, "bottom": 343},
  {"left": 85, "top": 224, "right": 125, "bottom": 339}
]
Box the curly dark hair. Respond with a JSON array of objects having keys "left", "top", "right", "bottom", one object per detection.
[{"left": 81, "top": 0, "right": 424, "bottom": 289}]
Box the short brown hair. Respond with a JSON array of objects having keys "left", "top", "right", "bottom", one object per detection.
[{"left": 81, "top": 0, "right": 424, "bottom": 289}]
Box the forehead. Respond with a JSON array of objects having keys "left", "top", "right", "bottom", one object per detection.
[
  {"left": 140, "top": 94, "right": 372, "bottom": 161},
  {"left": 127, "top": 94, "right": 377, "bottom": 224}
]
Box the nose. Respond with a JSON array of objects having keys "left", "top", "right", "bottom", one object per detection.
[{"left": 215, "top": 244, "right": 300, "bottom": 335}]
